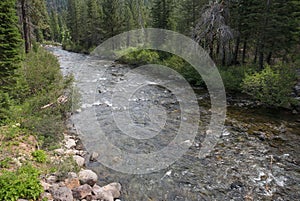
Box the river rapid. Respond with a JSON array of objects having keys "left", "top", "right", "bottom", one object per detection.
[{"left": 48, "top": 46, "right": 300, "bottom": 201}]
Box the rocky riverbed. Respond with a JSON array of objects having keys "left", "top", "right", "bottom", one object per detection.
[{"left": 47, "top": 46, "right": 300, "bottom": 201}]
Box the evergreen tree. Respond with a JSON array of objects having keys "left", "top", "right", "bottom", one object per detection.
[
  {"left": 50, "top": 10, "right": 61, "bottom": 42},
  {"left": 177, "top": 0, "right": 205, "bottom": 35},
  {"left": 86, "top": 0, "right": 102, "bottom": 47},
  {"left": 102, "top": 0, "right": 124, "bottom": 40},
  {"left": 67, "top": 0, "right": 82, "bottom": 44},
  {"left": 0, "top": 0, "right": 21, "bottom": 89},
  {"left": 151, "top": 0, "right": 176, "bottom": 30},
  {"left": 30, "top": 0, "right": 51, "bottom": 42}
]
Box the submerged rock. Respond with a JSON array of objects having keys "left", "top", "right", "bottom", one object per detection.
[{"left": 89, "top": 151, "right": 99, "bottom": 162}]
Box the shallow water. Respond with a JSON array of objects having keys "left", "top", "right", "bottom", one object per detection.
[{"left": 48, "top": 46, "right": 300, "bottom": 201}]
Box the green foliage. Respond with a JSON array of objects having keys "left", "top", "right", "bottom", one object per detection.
[
  {"left": 161, "top": 55, "right": 204, "bottom": 86},
  {"left": 51, "top": 156, "right": 80, "bottom": 180},
  {"left": 0, "top": 122, "right": 22, "bottom": 141},
  {"left": 242, "top": 65, "right": 297, "bottom": 107},
  {"left": 177, "top": 0, "right": 205, "bottom": 35},
  {"left": 0, "top": 91, "right": 12, "bottom": 122},
  {"left": 151, "top": 0, "right": 176, "bottom": 30},
  {"left": 30, "top": 0, "right": 52, "bottom": 42},
  {"left": 0, "top": 0, "right": 21, "bottom": 90},
  {"left": 102, "top": 0, "right": 124, "bottom": 38},
  {"left": 119, "top": 50, "right": 204, "bottom": 86},
  {"left": 31, "top": 150, "right": 47, "bottom": 163},
  {"left": 118, "top": 49, "right": 160, "bottom": 65},
  {"left": 0, "top": 157, "right": 13, "bottom": 168},
  {"left": 219, "top": 65, "right": 258, "bottom": 92},
  {"left": 0, "top": 165, "right": 43, "bottom": 201},
  {"left": 8, "top": 47, "right": 73, "bottom": 147}
]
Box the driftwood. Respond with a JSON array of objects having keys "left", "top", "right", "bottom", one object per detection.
[{"left": 41, "top": 95, "right": 68, "bottom": 109}]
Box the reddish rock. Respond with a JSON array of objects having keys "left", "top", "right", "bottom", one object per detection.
[{"left": 65, "top": 177, "right": 80, "bottom": 190}]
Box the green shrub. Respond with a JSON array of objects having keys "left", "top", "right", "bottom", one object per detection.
[
  {"left": 0, "top": 165, "right": 43, "bottom": 201},
  {"left": 31, "top": 150, "right": 47, "bottom": 163},
  {"left": 0, "top": 157, "right": 13, "bottom": 168},
  {"left": 242, "top": 64, "right": 297, "bottom": 107},
  {"left": 161, "top": 55, "right": 204, "bottom": 86},
  {"left": 118, "top": 49, "right": 160, "bottom": 65},
  {"left": 52, "top": 156, "right": 80, "bottom": 180},
  {"left": 0, "top": 91, "right": 11, "bottom": 123},
  {"left": 9, "top": 47, "right": 73, "bottom": 148},
  {"left": 0, "top": 122, "right": 22, "bottom": 141},
  {"left": 218, "top": 65, "right": 257, "bottom": 92}
]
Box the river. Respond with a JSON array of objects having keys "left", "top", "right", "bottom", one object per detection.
[{"left": 47, "top": 46, "right": 300, "bottom": 201}]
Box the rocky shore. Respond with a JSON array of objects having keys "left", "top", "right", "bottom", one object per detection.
[{"left": 38, "top": 130, "right": 122, "bottom": 201}]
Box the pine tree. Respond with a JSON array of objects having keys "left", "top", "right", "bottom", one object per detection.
[
  {"left": 151, "top": 0, "right": 176, "bottom": 30},
  {"left": 102, "top": 0, "right": 124, "bottom": 40},
  {"left": 177, "top": 0, "right": 205, "bottom": 35},
  {"left": 50, "top": 10, "right": 61, "bottom": 42},
  {"left": 86, "top": 0, "right": 102, "bottom": 47},
  {"left": 30, "top": 0, "right": 51, "bottom": 42},
  {"left": 67, "top": 0, "right": 82, "bottom": 44},
  {"left": 0, "top": 0, "right": 21, "bottom": 89}
]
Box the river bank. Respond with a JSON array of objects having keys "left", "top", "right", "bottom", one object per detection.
[{"left": 37, "top": 126, "right": 122, "bottom": 201}]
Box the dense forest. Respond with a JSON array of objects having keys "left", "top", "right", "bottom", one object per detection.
[
  {"left": 48, "top": 0, "right": 300, "bottom": 107},
  {"left": 0, "top": 0, "right": 300, "bottom": 200}
]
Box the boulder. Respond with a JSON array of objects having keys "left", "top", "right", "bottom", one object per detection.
[
  {"left": 78, "top": 169, "right": 98, "bottom": 186},
  {"left": 50, "top": 186, "right": 73, "bottom": 201},
  {"left": 41, "top": 180, "right": 52, "bottom": 191},
  {"left": 46, "top": 175, "right": 58, "bottom": 184},
  {"left": 65, "top": 139, "right": 76, "bottom": 149},
  {"left": 73, "top": 155, "right": 85, "bottom": 167},
  {"left": 67, "top": 172, "right": 78, "bottom": 179},
  {"left": 102, "top": 182, "right": 121, "bottom": 198},
  {"left": 89, "top": 152, "right": 99, "bottom": 162},
  {"left": 94, "top": 190, "right": 114, "bottom": 201},
  {"left": 92, "top": 184, "right": 102, "bottom": 195},
  {"left": 40, "top": 192, "right": 53, "bottom": 201},
  {"left": 54, "top": 148, "right": 65, "bottom": 156},
  {"left": 72, "top": 184, "right": 93, "bottom": 199},
  {"left": 65, "top": 177, "right": 80, "bottom": 190},
  {"left": 93, "top": 183, "right": 122, "bottom": 201}
]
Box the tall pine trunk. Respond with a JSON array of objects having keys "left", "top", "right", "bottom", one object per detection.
[
  {"left": 233, "top": 36, "right": 240, "bottom": 65},
  {"left": 242, "top": 38, "right": 247, "bottom": 64},
  {"left": 21, "top": 0, "right": 30, "bottom": 53}
]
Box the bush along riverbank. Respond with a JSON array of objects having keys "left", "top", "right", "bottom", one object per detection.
[
  {"left": 116, "top": 49, "right": 300, "bottom": 112},
  {"left": 0, "top": 46, "right": 121, "bottom": 201}
]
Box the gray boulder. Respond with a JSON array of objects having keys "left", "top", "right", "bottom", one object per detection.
[
  {"left": 50, "top": 186, "right": 73, "bottom": 201},
  {"left": 78, "top": 169, "right": 98, "bottom": 186},
  {"left": 72, "top": 184, "right": 92, "bottom": 199}
]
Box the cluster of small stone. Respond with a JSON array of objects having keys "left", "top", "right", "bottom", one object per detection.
[{"left": 39, "top": 131, "right": 122, "bottom": 201}]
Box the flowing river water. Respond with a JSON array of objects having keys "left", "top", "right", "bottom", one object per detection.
[{"left": 48, "top": 46, "right": 300, "bottom": 201}]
